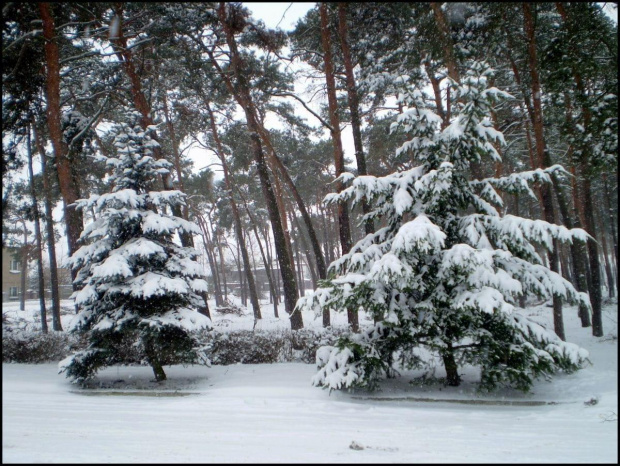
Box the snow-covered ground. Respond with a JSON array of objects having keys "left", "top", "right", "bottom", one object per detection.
[{"left": 2, "top": 297, "right": 618, "bottom": 463}]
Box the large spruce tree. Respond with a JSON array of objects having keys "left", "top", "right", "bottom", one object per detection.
[
  {"left": 298, "top": 62, "right": 590, "bottom": 393},
  {"left": 59, "top": 111, "right": 211, "bottom": 383}
]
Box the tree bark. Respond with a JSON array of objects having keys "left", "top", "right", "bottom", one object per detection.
[
  {"left": 39, "top": 3, "right": 83, "bottom": 271},
  {"left": 337, "top": 2, "right": 374, "bottom": 236},
  {"left": 319, "top": 2, "right": 357, "bottom": 332},
  {"left": 161, "top": 91, "right": 189, "bottom": 222},
  {"left": 18, "top": 223, "right": 28, "bottom": 312},
  {"left": 551, "top": 174, "right": 591, "bottom": 327},
  {"left": 424, "top": 60, "right": 448, "bottom": 129},
  {"left": 442, "top": 342, "right": 460, "bottom": 387},
  {"left": 32, "top": 119, "right": 63, "bottom": 330},
  {"left": 293, "top": 214, "right": 319, "bottom": 290},
  {"left": 554, "top": 1, "right": 603, "bottom": 337},
  {"left": 26, "top": 125, "right": 49, "bottom": 333},
  {"left": 430, "top": 2, "right": 460, "bottom": 83},
  {"left": 595, "top": 208, "right": 615, "bottom": 299},
  {"left": 523, "top": 2, "right": 565, "bottom": 341},
  {"left": 602, "top": 174, "right": 618, "bottom": 268}
]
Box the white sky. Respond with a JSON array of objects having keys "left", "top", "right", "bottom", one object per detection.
[{"left": 244, "top": 2, "right": 316, "bottom": 31}]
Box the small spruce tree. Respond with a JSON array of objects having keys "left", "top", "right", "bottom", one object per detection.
[
  {"left": 59, "top": 111, "right": 211, "bottom": 383},
  {"left": 298, "top": 62, "right": 590, "bottom": 393}
]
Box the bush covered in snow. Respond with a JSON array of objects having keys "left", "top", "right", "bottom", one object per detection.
[
  {"left": 2, "top": 328, "right": 83, "bottom": 364},
  {"left": 298, "top": 62, "right": 590, "bottom": 393}
]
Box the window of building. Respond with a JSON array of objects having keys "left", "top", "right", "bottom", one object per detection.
[
  {"left": 9, "top": 259, "right": 21, "bottom": 273},
  {"left": 9, "top": 287, "right": 19, "bottom": 299}
]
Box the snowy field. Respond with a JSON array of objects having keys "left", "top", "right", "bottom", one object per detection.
[{"left": 2, "top": 297, "right": 618, "bottom": 463}]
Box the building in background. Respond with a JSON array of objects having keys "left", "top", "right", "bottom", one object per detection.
[
  {"left": 2, "top": 248, "right": 74, "bottom": 302},
  {"left": 2, "top": 248, "right": 22, "bottom": 303}
]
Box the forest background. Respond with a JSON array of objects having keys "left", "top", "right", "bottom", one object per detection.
[{"left": 2, "top": 2, "right": 618, "bottom": 342}]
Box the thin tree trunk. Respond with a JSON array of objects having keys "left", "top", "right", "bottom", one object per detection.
[
  {"left": 320, "top": 2, "right": 356, "bottom": 332},
  {"left": 19, "top": 223, "right": 28, "bottom": 312},
  {"left": 216, "top": 231, "right": 228, "bottom": 302},
  {"left": 293, "top": 214, "right": 319, "bottom": 290},
  {"left": 595, "top": 209, "right": 615, "bottom": 299},
  {"left": 161, "top": 91, "right": 189, "bottom": 222},
  {"left": 206, "top": 102, "right": 261, "bottom": 320},
  {"left": 551, "top": 173, "right": 591, "bottom": 327},
  {"left": 583, "top": 178, "right": 604, "bottom": 336},
  {"left": 26, "top": 126, "right": 49, "bottom": 333},
  {"left": 32, "top": 118, "right": 62, "bottom": 330},
  {"left": 337, "top": 2, "right": 373, "bottom": 235},
  {"left": 261, "top": 224, "right": 280, "bottom": 313},
  {"left": 252, "top": 214, "right": 279, "bottom": 317},
  {"left": 195, "top": 212, "right": 224, "bottom": 307},
  {"left": 424, "top": 60, "right": 447, "bottom": 128},
  {"left": 235, "top": 241, "right": 246, "bottom": 306},
  {"left": 602, "top": 173, "right": 618, "bottom": 273}
]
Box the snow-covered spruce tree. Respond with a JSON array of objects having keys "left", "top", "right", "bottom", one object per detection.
[
  {"left": 59, "top": 111, "right": 211, "bottom": 383},
  {"left": 297, "top": 62, "right": 590, "bottom": 393}
]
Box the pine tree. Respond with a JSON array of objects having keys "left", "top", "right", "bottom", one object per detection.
[
  {"left": 298, "top": 62, "right": 590, "bottom": 393},
  {"left": 59, "top": 111, "right": 211, "bottom": 383}
]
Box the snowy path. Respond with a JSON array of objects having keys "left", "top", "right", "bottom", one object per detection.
[
  {"left": 2, "top": 301, "right": 618, "bottom": 463},
  {"left": 2, "top": 359, "right": 617, "bottom": 463}
]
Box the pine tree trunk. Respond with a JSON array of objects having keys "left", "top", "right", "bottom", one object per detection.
[
  {"left": 26, "top": 126, "right": 49, "bottom": 333},
  {"left": 554, "top": 1, "right": 603, "bottom": 337},
  {"left": 583, "top": 179, "right": 604, "bottom": 336},
  {"left": 551, "top": 173, "right": 591, "bottom": 326},
  {"left": 32, "top": 120, "right": 63, "bottom": 330},
  {"left": 255, "top": 127, "right": 327, "bottom": 280},
  {"left": 216, "top": 234, "right": 228, "bottom": 302},
  {"left": 595, "top": 209, "right": 615, "bottom": 299},
  {"left": 39, "top": 3, "right": 84, "bottom": 268},
  {"left": 424, "top": 61, "right": 447, "bottom": 128},
  {"left": 430, "top": 2, "right": 460, "bottom": 83},
  {"left": 253, "top": 218, "right": 279, "bottom": 317},
  {"left": 293, "top": 215, "right": 319, "bottom": 290},
  {"left": 523, "top": 2, "right": 565, "bottom": 340},
  {"left": 19, "top": 224, "right": 28, "bottom": 312},
  {"left": 602, "top": 173, "right": 618, "bottom": 282},
  {"left": 337, "top": 2, "right": 374, "bottom": 236},
  {"left": 442, "top": 342, "right": 460, "bottom": 387},
  {"left": 217, "top": 3, "right": 302, "bottom": 330},
  {"left": 144, "top": 339, "right": 166, "bottom": 382},
  {"left": 195, "top": 213, "right": 223, "bottom": 307},
  {"left": 320, "top": 2, "right": 357, "bottom": 332}
]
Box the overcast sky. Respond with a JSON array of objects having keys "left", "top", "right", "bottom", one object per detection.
[{"left": 243, "top": 2, "right": 316, "bottom": 30}]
